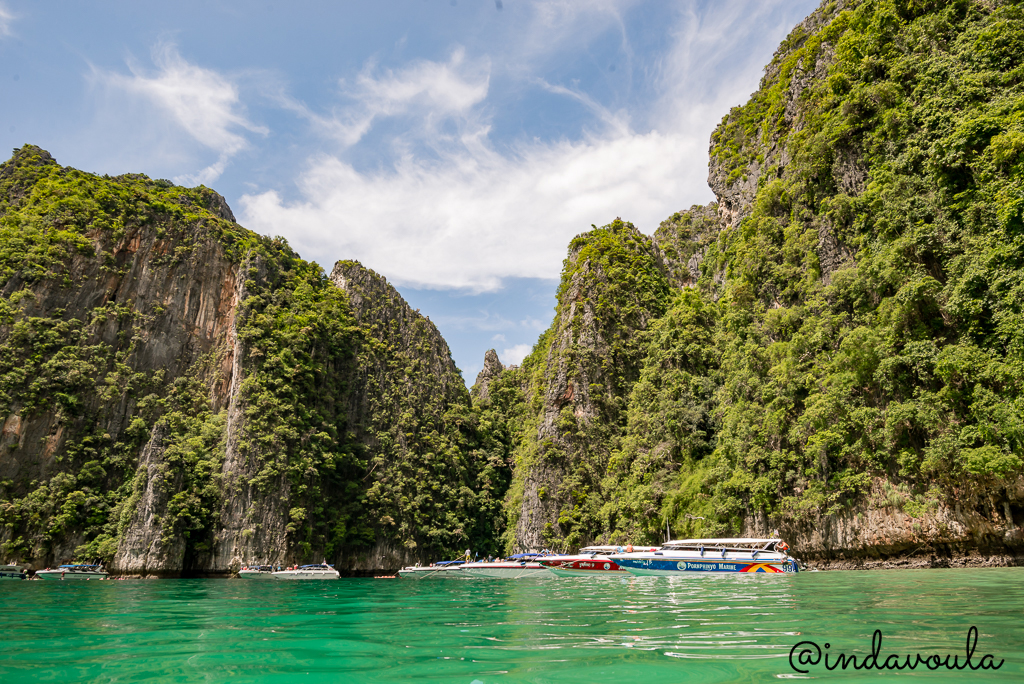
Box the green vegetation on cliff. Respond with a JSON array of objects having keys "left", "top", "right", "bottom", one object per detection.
[
  {"left": 680, "top": 0, "right": 1024, "bottom": 536},
  {"left": 0, "top": 146, "right": 510, "bottom": 569},
  {"left": 502, "top": 0, "right": 1024, "bottom": 554},
  {"left": 0, "top": 147, "right": 251, "bottom": 564}
]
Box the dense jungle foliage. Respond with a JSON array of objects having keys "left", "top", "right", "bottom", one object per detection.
[
  {"left": 0, "top": 146, "right": 252, "bottom": 564},
  {"left": 5, "top": 0, "right": 1023, "bottom": 565},
  {"left": 496, "top": 0, "right": 1024, "bottom": 550},
  {"left": 334, "top": 261, "right": 513, "bottom": 560},
  {"left": 0, "top": 146, "right": 511, "bottom": 567},
  {"left": 496, "top": 220, "right": 675, "bottom": 551}
]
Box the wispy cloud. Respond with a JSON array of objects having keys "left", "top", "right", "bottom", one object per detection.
[
  {"left": 501, "top": 344, "right": 532, "bottom": 366},
  {"left": 0, "top": 2, "right": 15, "bottom": 37},
  {"left": 241, "top": 124, "right": 702, "bottom": 291},
  {"left": 283, "top": 48, "right": 489, "bottom": 148},
  {"left": 97, "top": 44, "right": 267, "bottom": 184},
  {"left": 238, "top": 1, "right": 812, "bottom": 291}
]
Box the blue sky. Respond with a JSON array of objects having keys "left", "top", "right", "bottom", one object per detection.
[{"left": 0, "top": 0, "right": 819, "bottom": 383}]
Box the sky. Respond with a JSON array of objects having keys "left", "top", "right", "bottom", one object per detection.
[{"left": 0, "top": 0, "right": 819, "bottom": 383}]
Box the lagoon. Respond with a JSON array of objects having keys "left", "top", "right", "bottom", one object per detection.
[{"left": 1, "top": 568, "right": 1022, "bottom": 682}]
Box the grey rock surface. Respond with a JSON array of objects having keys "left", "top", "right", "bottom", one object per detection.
[{"left": 471, "top": 349, "right": 505, "bottom": 403}]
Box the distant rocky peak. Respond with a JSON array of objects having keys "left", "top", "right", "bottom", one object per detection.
[{"left": 472, "top": 349, "right": 505, "bottom": 403}]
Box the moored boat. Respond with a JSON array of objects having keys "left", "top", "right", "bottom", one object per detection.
[
  {"left": 0, "top": 564, "right": 27, "bottom": 580},
  {"left": 537, "top": 545, "right": 658, "bottom": 577},
  {"left": 238, "top": 564, "right": 276, "bottom": 578},
  {"left": 398, "top": 560, "right": 466, "bottom": 578},
  {"left": 271, "top": 562, "right": 340, "bottom": 580},
  {"left": 460, "top": 554, "right": 554, "bottom": 579},
  {"left": 609, "top": 538, "right": 799, "bottom": 575},
  {"left": 35, "top": 564, "right": 108, "bottom": 580}
]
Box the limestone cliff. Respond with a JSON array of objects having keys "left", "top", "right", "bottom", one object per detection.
[
  {"left": 0, "top": 146, "right": 507, "bottom": 575},
  {"left": 503, "top": 220, "right": 673, "bottom": 550},
  {"left": 329, "top": 260, "right": 500, "bottom": 571},
  {"left": 500, "top": 0, "right": 1024, "bottom": 569}
]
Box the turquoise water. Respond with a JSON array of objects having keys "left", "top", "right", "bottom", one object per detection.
[{"left": 1, "top": 568, "right": 1023, "bottom": 682}]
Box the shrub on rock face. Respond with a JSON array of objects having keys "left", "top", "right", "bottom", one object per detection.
[
  {"left": 500, "top": 0, "right": 1024, "bottom": 557},
  {"left": 0, "top": 146, "right": 512, "bottom": 571}
]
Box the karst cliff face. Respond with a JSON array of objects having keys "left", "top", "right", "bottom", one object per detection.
[
  {"left": 4, "top": 0, "right": 1024, "bottom": 573},
  {"left": 0, "top": 146, "right": 508, "bottom": 575},
  {"left": 494, "top": 0, "right": 1024, "bottom": 567}
]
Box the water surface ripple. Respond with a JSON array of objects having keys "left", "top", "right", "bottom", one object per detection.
[{"left": 1, "top": 568, "right": 1022, "bottom": 681}]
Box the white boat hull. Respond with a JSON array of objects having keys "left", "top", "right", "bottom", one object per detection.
[
  {"left": 35, "top": 570, "right": 108, "bottom": 580},
  {"left": 398, "top": 567, "right": 464, "bottom": 579},
  {"left": 460, "top": 564, "right": 553, "bottom": 579},
  {"left": 271, "top": 569, "right": 339, "bottom": 580},
  {"left": 238, "top": 570, "right": 275, "bottom": 579}
]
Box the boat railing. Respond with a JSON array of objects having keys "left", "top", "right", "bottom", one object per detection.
[{"left": 655, "top": 539, "right": 789, "bottom": 557}]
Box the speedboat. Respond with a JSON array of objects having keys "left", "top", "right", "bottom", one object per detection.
[
  {"left": 0, "top": 564, "right": 27, "bottom": 580},
  {"left": 35, "top": 564, "right": 108, "bottom": 580},
  {"left": 271, "top": 563, "right": 340, "bottom": 579},
  {"left": 398, "top": 560, "right": 466, "bottom": 578},
  {"left": 238, "top": 564, "right": 276, "bottom": 578},
  {"left": 609, "top": 538, "right": 799, "bottom": 575},
  {"left": 537, "top": 545, "right": 658, "bottom": 577},
  {"left": 460, "top": 553, "right": 554, "bottom": 579}
]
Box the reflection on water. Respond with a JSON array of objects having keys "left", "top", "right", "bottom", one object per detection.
[{"left": 0, "top": 569, "right": 1021, "bottom": 682}]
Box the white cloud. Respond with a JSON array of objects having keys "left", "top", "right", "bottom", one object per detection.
[
  {"left": 239, "top": 0, "right": 814, "bottom": 292},
  {"left": 240, "top": 124, "right": 705, "bottom": 291},
  {"left": 283, "top": 48, "right": 489, "bottom": 148},
  {"left": 501, "top": 344, "right": 533, "bottom": 366},
  {"left": 98, "top": 44, "right": 267, "bottom": 184},
  {"left": 0, "top": 3, "right": 14, "bottom": 37}
]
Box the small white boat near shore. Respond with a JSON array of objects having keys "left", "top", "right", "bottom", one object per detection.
[
  {"left": 0, "top": 564, "right": 27, "bottom": 580},
  {"left": 271, "top": 563, "right": 340, "bottom": 580},
  {"left": 238, "top": 565, "right": 276, "bottom": 578},
  {"left": 398, "top": 560, "right": 466, "bottom": 578},
  {"left": 35, "top": 564, "right": 108, "bottom": 580},
  {"left": 460, "top": 554, "right": 554, "bottom": 579}
]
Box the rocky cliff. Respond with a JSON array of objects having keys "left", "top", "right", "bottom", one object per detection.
[
  {"left": 5, "top": 0, "right": 1024, "bottom": 573},
  {"left": 495, "top": 0, "right": 1024, "bottom": 567},
  {"left": 0, "top": 145, "right": 509, "bottom": 575}
]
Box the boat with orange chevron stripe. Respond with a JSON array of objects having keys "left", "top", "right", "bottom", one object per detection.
[{"left": 608, "top": 538, "right": 800, "bottom": 575}]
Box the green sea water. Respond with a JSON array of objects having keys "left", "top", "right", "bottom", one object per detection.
[{"left": 1, "top": 568, "right": 1022, "bottom": 682}]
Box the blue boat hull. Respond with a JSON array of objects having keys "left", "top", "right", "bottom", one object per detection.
[{"left": 615, "top": 558, "right": 798, "bottom": 575}]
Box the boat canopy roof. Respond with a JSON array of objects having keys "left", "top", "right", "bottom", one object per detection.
[
  {"left": 434, "top": 560, "right": 465, "bottom": 566},
  {"left": 508, "top": 553, "right": 542, "bottom": 559},
  {"left": 298, "top": 564, "right": 334, "bottom": 568},
  {"left": 59, "top": 564, "right": 102, "bottom": 568},
  {"left": 663, "top": 538, "right": 781, "bottom": 547},
  {"left": 579, "top": 545, "right": 656, "bottom": 553}
]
